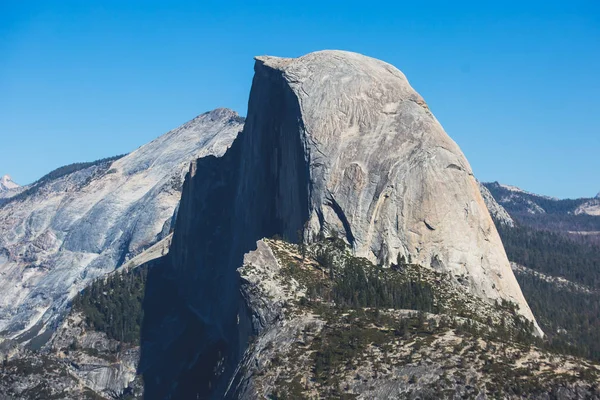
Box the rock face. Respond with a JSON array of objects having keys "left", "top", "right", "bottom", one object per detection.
[
  {"left": 575, "top": 198, "right": 600, "bottom": 216},
  {"left": 0, "top": 108, "right": 243, "bottom": 341},
  {"left": 50, "top": 311, "right": 142, "bottom": 398},
  {"left": 252, "top": 51, "right": 536, "bottom": 326},
  {"left": 0, "top": 309, "right": 144, "bottom": 399},
  {"left": 477, "top": 181, "right": 514, "bottom": 227},
  {"left": 146, "top": 50, "right": 540, "bottom": 399}
]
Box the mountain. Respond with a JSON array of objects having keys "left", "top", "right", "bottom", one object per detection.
[
  {"left": 576, "top": 197, "right": 600, "bottom": 217},
  {"left": 0, "top": 175, "right": 19, "bottom": 192},
  {"left": 0, "top": 175, "right": 23, "bottom": 202},
  {"left": 0, "top": 108, "right": 243, "bottom": 343},
  {"left": 483, "top": 181, "right": 598, "bottom": 217},
  {"left": 3, "top": 52, "right": 598, "bottom": 399},
  {"left": 477, "top": 181, "right": 515, "bottom": 227},
  {"left": 136, "top": 50, "right": 545, "bottom": 399},
  {"left": 483, "top": 181, "right": 600, "bottom": 245}
]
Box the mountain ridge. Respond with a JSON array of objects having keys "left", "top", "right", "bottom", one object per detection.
[{"left": 0, "top": 108, "right": 243, "bottom": 342}]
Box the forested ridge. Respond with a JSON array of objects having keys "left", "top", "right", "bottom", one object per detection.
[
  {"left": 497, "top": 223, "right": 600, "bottom": 288},
  {"left": 487, "top": 187, "right": 600, "bottom": 363},
  {"left": 484, "top": 182, "right": 589, "bottom": 215}
]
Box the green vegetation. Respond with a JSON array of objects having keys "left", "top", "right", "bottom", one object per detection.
[
  {"left": 517, "top": 272, "right": 600, "bottom": 361},
  {"left": 333, "top": 261, "right": 437, "bottom": 312},
  {"left": 277, "top": 237, "right": 439, "bottom": 316},
  {"left": 306, "top": 245, "right": 438, "bottom": 313},
  {"left": 492, "top": 218, "right": 600, "bottom": 362},
  {"left": 497, "top": 223, "right": 600, "bottom": 287},
  {"left": 72, "top": 266, "right": 147, "bottom": 344},
  {"left": 264, "top": 301, "right": 596, "bottom": 399},
  {"left": 271, "top": 236, "right": 538, "bottom": 342},
  {"left": 311, "top": 239, "right": 533, "bottom": 336},
  {"left": 247, "top": 237, "right": 600, "bottom": 398},
  {"left": 474, "top": 185, "right": 600, "bottom": 365}
]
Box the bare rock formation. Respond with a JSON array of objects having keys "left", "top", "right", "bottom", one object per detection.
[
  {"left": 0, "top": 109, "right": 243, "bottom": 341},
  {"left": 254, "top": 51, "right": 538, "bottom": 329},
  {"left": 477, "top": 181, "right": 515, "bottom": 227},
  {"left": 146, "top": 50, "right": 541, "bottom": 399}
]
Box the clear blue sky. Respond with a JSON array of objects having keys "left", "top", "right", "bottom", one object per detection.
[{"left": 1, "top": 0, "right": 599, "bottom": 198}]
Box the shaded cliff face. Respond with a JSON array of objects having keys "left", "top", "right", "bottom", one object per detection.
[
  {"left": 141, "top": 60, "right": 311, "bottom": 399},
  {"left": 145, "top": 51, "right": 540, "bottom": 398}
]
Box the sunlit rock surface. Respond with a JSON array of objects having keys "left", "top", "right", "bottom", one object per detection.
[
  {"left": 253, "top": 51, "right": 538, "bottom": 330},
  {"left": 146, "top": 50, "right": 541, "bottom": 399},
  {"left": 0, "top": 108, "right": 243, "bottom": 340}
]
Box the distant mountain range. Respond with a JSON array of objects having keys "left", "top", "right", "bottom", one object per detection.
[
  {"left": 484, "top": 182, "right": 600, "bottom": 216},
  {"left": 483, "top": 181, "right": 600, "bottom": 245}
]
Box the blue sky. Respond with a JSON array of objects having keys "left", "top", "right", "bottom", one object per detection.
[{"left": 1, "top": 0, "right": 599, "bottom": 198}]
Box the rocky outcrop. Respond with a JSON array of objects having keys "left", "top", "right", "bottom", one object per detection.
[
  {"left": 230, "top": 239, "right": 599, "bottom": 400},
  {"left": 0, "top": 311, "right": 142, "bottom": 400},
  {"left": 0, "top": 108, "right": 243, "bottom": 341},
  {"left": 145, "top": 50, "right": 541, "bottom": 399},
  {"left": 251, "top": 51, "right": 537, "bottom": 328},
  {"left": 575, "top": 198, "right": 600, "bottom": 216},
  {"left": 477, "top": 181, "right": 515, "bottom": 227},
  {"left": 50, "top": 311, "right": 141, "bottom": 398}
]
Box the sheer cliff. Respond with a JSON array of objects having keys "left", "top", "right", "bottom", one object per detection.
[{"left": 143, "top": 51, "right": 541, "bottom": 399}]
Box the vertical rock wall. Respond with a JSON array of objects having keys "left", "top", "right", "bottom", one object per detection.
[{"left": 143, "top": 50, "right": 542, "bottom": 399}]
